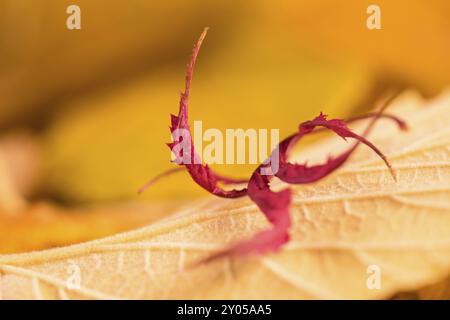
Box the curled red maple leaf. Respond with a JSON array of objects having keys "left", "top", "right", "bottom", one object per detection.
[{"left": 140, "top": 28, "right": 407, "bottom": 260}]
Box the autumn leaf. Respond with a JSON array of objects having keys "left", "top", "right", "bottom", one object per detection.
[{"left": 0, "top": 89, "right": 449, "bottom": 299}]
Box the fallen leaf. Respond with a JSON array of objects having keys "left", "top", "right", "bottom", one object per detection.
[{"left": 1, "top": 89, "right": 449, "bottom": 299}]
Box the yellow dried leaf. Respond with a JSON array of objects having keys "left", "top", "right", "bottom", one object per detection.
[{"left": 1, "top": 90, "right": 449, "bottom": 299}]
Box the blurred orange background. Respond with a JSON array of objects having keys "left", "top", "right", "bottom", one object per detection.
[{"left": 0, "top": 0, "right": 448, "bottom": 253}]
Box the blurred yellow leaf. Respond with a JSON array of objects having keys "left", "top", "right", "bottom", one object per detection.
[
  {"left": 1, "top": 89, "right": 449, "bottom": 299},
  {"left": 0, "top": 0, "right": 237, "bottom": 127},
  {"left": 262, "top": 0, "right": 450, "bottom": 93}
]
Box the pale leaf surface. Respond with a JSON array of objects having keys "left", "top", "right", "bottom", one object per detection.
[{"left": 1, "top": 90, "right": 449, "bottom": 299}]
